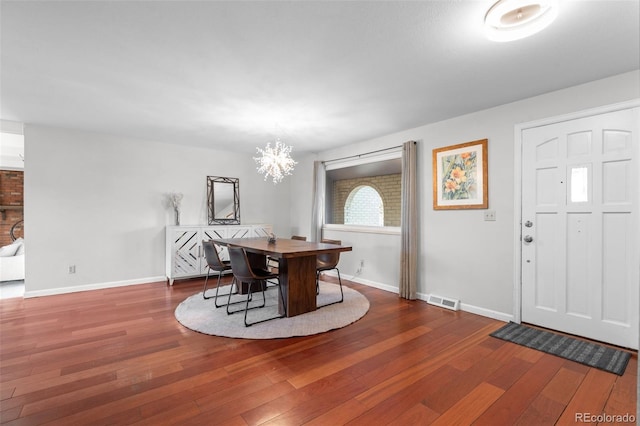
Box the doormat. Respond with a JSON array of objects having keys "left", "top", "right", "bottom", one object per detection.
[{"left": 490, "top": 322, "right": 631, "bottom": 376}]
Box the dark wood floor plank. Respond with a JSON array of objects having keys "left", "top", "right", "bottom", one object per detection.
[
  {"left": 303, "top": 399, "right": 370, "bottom": 426},
  {"left": 0, "top": 278, "right": 635, "bottom": 426},
  {"left": 555, "top": 367, "right": 618, "bottom": 425},
  {"left": 238, "top": 360, "right": 366, "bottom": 425},
  {"left": 431, "top": 382, "right": 504, "bottom": 425},
  {"left": 11, "top": 344, "right": 198, "bottom": 398},
  {"left": 514, "top": 394, "right": 566, "bottom": 425},
  {"left": 422, "top": 357, "right": 502, "bottom": 414},
  {"left": 601, "top": 356, "right": 637, "bottom": 419},
  {"left": 348, "top": 383, "right": 430, "bottom": 424},
  {"left": 386, "top": 403, "right": 440, "bottom": 426},
  {"left": 184, "top": 379, "right": 296, "bottom": 425},
  {"left": 287, "top": 325, "right": 431, "bottom": 389},
  {"left": 354, "top": 322, "right": 499, "bottom": 409},
  {"left": 540, "top": 365, "right": 586, "bottom": 405},
  {"left": 473, "top": 353, "right": 565, "bottom": 425},
  {"left": 485, "top": 356, "right": 534, "bottom": 391}
]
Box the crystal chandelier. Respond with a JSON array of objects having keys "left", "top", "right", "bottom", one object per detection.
[{"left": 254, "top": 139, "right": 297, "bottom": 184}]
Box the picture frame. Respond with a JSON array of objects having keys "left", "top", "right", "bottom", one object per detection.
[{"left": 433, "top": 139, "right": 488, "bottom": 210}]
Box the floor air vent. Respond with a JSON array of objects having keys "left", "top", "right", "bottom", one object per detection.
[{"left": 427, "top": 294, "right": 460, "bottom": 311}]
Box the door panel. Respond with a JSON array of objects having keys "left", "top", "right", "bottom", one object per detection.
[
  {"left": 566, "top": 213, "right": 590, "bottom": 318},
  {"left": 534, "top": 212, "right": 561, "bottom": 312},
  {"left": 522, "top": 107, "right": 639, "bottom": 349}
]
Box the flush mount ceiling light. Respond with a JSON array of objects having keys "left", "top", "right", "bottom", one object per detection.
[
  {"left": 254, "top": 139, "right": 297, "bottom": 184},
  {"left": 484, "top": 0, "right": 559, "bottom": 42}
]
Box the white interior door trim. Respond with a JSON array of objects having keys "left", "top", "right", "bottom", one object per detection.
[{"left": 513, "top": 99, "right": 640, "bottom": 324}]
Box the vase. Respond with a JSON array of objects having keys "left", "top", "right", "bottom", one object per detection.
[{"left": 174, "top": 208, "right": 180, "bottom": 226}]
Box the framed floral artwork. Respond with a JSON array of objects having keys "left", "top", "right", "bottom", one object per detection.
[{"left": 433, "top": 139, "right": 488, "bottom": 210}]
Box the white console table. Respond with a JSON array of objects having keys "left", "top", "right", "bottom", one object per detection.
[{"left": 165, "top": 224, "right": 272, "bottom": 285}]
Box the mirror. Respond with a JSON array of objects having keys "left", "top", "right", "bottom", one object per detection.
[{"left": 207, "top": 176, "right": 240, "bottom": 224}]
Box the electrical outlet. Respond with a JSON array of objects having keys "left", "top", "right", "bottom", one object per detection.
[
  {"left": 68, "top": 265, "right": 76, "bottom": 274},
  {"left": 484, "top": 210, "right": 496, "bottom": 221}
]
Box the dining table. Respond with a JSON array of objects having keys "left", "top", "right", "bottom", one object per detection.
[{"left": 212, "top": 237, "right": 352, "bottom": 317}]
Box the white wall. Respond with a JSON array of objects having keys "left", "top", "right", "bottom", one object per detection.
[
  {"left": 21, "top": 70, "right": 639, "bottom": 314},
  {"left": 323, "top": 227, "right": 400, "bottom": 294},
  {"left": 24, "top": 126, "right": 291, "bottom": 295},
  {"left": 290, "top": 70, "right": 640, "bottom": 320}
]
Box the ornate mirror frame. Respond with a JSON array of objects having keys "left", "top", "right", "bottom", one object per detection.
[{"left": 207, "top": 176, "right": 240, "bottom": 225}]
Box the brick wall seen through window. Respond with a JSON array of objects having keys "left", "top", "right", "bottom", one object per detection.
[{"left": 331, "top": 174, "right": 401, "bottom": 226}]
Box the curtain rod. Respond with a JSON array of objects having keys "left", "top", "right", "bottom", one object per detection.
[{"left": 322, "top": 144, "right": 405, "bottom": 165}]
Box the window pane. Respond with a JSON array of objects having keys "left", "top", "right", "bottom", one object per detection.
[
  {"left": 345, "top": 186, "right": 383, "bottom": 226},
  {"left": 570, "top": 166, "right": 589, "bottom": 203}
]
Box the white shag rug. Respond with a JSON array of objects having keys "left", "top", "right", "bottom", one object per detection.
[{"left": 175, "top": 281, "right": 369, "bottom": 339}]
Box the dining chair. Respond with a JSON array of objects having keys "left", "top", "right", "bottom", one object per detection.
[
  {"left": 226, "top": 245, "right": 286, "bottom": 326},
  {"left": 202, "top": 240, "right": 241, "bottom": 307},
  {"left": 316, "top": 238, "right": 344, "bottom": 307},
  {"left": 267, "top": 235, "right": 307, "bottom": 271}
]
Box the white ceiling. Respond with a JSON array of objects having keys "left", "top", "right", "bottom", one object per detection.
[{"left": 1, "top": 1, "right": 638, "bottom": 155}]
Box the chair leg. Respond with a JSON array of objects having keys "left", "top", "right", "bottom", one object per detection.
[
  {"left": 244, "top": 281, "right": 255, "bottom": 326},
  {"left": 206, "top": 272, "right": 247, "bottom": 308},
  {"left": 317, "top": 268, "right": 344, "bottom": 308},
  {"left": 203, "top": 268, "right": 212, "bottom": 299},
  {"left": 244, "top": 280, "right": 286, "bottom": 327},
  {"left": 277, "top": 281, "right": 287, "bottom": 318},
  {"left": 244, "top": 280, "right": 268, "bottom": 327},
  {"left": 226, "top": 281, "right": 234, "bottom": 313},
  {"left": 212, "top": 273, "right": 225, "bottom": 305},
  {"left": 215, "top": 276, "right": 244, "bottom": 308},
  {"left": 228, "top": 280, "right": 265, "bottom": 316},
  {"left": 335, "top": 268, "right": 344, "bottom": 303}
]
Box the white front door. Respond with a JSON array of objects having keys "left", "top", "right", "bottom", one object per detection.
[{"left": 521, "top": 107, "right": 639, "bottom": 349}]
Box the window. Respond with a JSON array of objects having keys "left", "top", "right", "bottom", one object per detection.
[
  {"left": 570, "top": 165, "right": 590, "bottom": 203},
  {"left": 345, "top": 185, "right": 384, "bottom": 226},
  {"left": 324, "top": 151, "right": 402, "bottom": 228}
]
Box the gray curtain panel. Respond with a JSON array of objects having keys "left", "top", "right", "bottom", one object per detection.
[
  {"left": 311, "top": 160, "right": 326, "bottom": 242},
  {"left": 399, "top": 141, "right": 418, "bottom": 299}
]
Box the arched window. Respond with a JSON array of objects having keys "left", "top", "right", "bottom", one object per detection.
[{"left": 344, "top": 185, "right": 383, "bottom": 226}]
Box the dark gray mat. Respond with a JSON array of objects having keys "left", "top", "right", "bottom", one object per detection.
[{"left": 490, "top": 322, "right": 631, "bottom": 376}]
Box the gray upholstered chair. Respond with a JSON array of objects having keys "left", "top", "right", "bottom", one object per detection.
[
  {"left": 202, "top": 240, "right": 239, "bottom": 307},
  {"left": 227, "top": 245, "right": 286, "bottom": 326},
  {"left": 316, "top": 238, "right": 344, "bottom": 307}
]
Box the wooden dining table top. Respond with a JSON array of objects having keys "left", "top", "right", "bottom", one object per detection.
[{"left": 212, "top": 237, "right": 352, "bottom": 259}]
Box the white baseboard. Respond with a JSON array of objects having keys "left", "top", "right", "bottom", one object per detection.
[
  {"left": 23, "top": 276, "right": 166, "bottom": 298},
  {"left": 24, "top": 273, "right": 515, "bottom": 324},
  {"left": 459, "top": 302, "right": 513, "bottom": 322},
  {"left": 417, "top": 291, "right": 512, "bottom": 322},
  {"left": 327, "top": 271, "right": 512, "bottom": 323},
  {"left": 323, "top": 271, "right": 399, "bottom": 294}
]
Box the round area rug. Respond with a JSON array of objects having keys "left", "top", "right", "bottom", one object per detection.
[{"left": 175, "top": 281, "right": 369, "bottom": 339}]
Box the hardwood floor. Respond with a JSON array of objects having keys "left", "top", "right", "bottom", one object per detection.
[{"left": 0, "top": 277, "right": 636, "bottom": 425}]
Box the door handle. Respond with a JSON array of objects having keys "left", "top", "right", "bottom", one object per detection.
[
  {"left": 523, "top": 235, "right": 533, "bottom": 243},
  {"left": 524, "top": 221, "right": 533, "bottom": 228}
]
